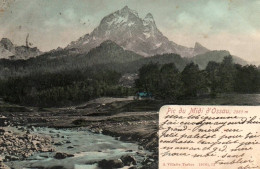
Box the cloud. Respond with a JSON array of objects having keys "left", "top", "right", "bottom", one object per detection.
[
  {"left": 162, "top": 0, "right": 258, "bottom": 35},
  {"left": 64, "top": 8, "right": 76, "bottom": 20}
]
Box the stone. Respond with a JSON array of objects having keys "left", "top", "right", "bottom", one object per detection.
[
  {"left": 91, "top": 128, "right": 103, "bottom": 134},
  {"left": 39, "top": 154, "right": 49, "bottom": 158},
  {"left": 0, "top": 128, "right": 5, "bottom": 133},
  {"left": 98, "top": 159, "right": 124, "bottom": 169},
  {"left": 4, "top": 155, "right": 19, "bottom": 161},
  {"left": 138, "top": 146, "right": 144, "bottom": 150},
  {"left": 54, "top": 142, "right": 63, "bottom": 146},
  {"left": 48, "top": 166, "right": 66, "bottom": 169},
  {"left": 0, "top": 162, "right": 11, "bottom": 169},
  {"left": 120, "top": 155, "right": 137, "bottom": 166},
  {"left": 129, "top": 166, "right": 138, "bottom": 169},
  {"left": 54, "top": 152, "right": 74, "bottom": 159}
]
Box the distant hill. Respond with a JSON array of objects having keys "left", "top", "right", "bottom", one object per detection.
[
  {"left": 121, "top": 53, "right": 189, "bottom": 72},
  {"left": 80, "top": 40, "right": 143, "bottom": 65},
  {"left": 0, "top": 40, "right": 142, "bottom": 77},
  {"left": 0, "top": 40, "right": 190, "bottom": 77},
  {"left": 0, "top": 40, "right": 249, "bottom": 78},
  {"left": 191, "top": 50, "right": 248, "bottom": 69}
]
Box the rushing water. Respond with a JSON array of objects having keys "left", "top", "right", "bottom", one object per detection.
[{"left": 6, "top": 127, "right": 151, "bottom": 169}]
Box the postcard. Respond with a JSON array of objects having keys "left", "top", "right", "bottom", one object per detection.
[{"left": 0, "top": 0, "right": 259, "bottom": 169}]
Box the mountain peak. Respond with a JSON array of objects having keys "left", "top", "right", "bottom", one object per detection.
[
  {"left": 119, "top": 5, "right": 138, "bottom": 17},
  {"left": 193, "top": 42, "right": 210, "bottom": 56},
  {"left": 145, "top": 13, "right": 154, "bottom": 19},
  {"left": 0, "top": 38, "right": 13, "bottom": 44},
  {"left": 144, "top": 13, "right": 154, "bottom": 21},
  {"left": 66, "top": 7, "right": 209, "bottom": 57},
  {"left": 143, "top": 13, "right": 156, "bottom": 27},
  {"left": 122, "top": 5, "right": 129, "bottom": 11},
  {"left": 194, "top": 42, "right": 203, "bottom": 48},
  {"left": 0, "top": 37, "right": 41, "bottom": 60},
  {"left": 0, "top": 38, "right": 14, "bottom": 50}
]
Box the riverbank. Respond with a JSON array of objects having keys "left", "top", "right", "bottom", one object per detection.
[{"left": 0, "top": 98, "right": 160, "bottom": 169}]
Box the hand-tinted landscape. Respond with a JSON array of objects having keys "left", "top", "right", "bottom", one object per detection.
[{"left": 0, "top": 1, "right": 259, "bottom": 169}]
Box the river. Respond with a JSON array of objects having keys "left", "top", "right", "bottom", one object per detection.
[{"left": 5, "top": 127, "right": 151, "bottom": 169}]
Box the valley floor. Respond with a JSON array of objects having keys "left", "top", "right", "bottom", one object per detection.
[
  {"left": 0, "top": 97, "right": 160, "bottom": 169},
  {"left": 0, "top": 94, "right": 259, "bottom": 169}
]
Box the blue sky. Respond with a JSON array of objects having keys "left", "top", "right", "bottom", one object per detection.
[{"left": 0, "top": 0, "right": 259, "bottom": 63}]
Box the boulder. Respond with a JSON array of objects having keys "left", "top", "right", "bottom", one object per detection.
[
  {"left": 54, "top": 142, "right": 63, "bottom": 146},
  {"left": 47, "top": 166, "right": 66, "bottom": 169},
  {"left": 0, "top": 128, "right": 5, "bottom": 133},
  {"left": 4, "top": 155, "right": 19, "bottom": 161},
  {"left": 98, "top": 159, "right": 124, "bottom": 169},
  {"left": 120, "top": 155, "right": 137, "bottom": 166},
  {"left": 129, "top": 166, "right": 138, "bottom": 169},
  {"left": 0, "top": 162, "right": 11, "bottom": 169},
  {"left": 65, "top": 140, "right": 71, "bottom": 144},
  {"left": 54, "top": 152, "right": 74, "bottom": 159}
]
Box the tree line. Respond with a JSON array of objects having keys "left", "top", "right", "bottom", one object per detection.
[
  {"left": 0, "top": 55, "right": 258, "bottom": 107},
  {"left": 0, "top": 69, "right": 131, "bottom": 107},
  {"left": 135, "top": 56, "right": 260, "bottom": 100}
]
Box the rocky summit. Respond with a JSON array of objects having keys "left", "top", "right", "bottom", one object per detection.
[
  {"left": 66, "top": 6, "right": 209, "bottom": 57},
  {"left": 0, "top": 38, "right": 41, "bottom": 60}
]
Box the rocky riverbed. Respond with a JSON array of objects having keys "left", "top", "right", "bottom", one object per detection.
[
  {"left": 0, "top": 127, "right": 54, "bottom": 161},
  {"left": 1, "top": 126, "right": 153, "bottom": 169},
  {"left": 0, "top": 98, "right": 159, "bottom": 169}
]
